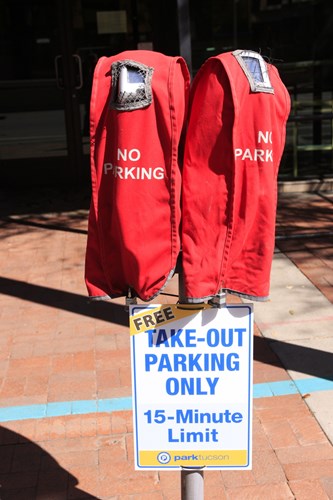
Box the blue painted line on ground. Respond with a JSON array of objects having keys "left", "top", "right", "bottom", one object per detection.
[
  {"left": 72, "top": 400, "right": 97, "bottom": 415},
  {"left": 253, "top": 379, "right": 299, "bottom": 398},
  {"left": 99, "top": 396, "right": 132, "bottom": 412},
  {"left": 46, "top": 401, "right": 72, "bottom": 417},
  {"left": 0, "top": 379, "right": 332, "bottom": 423},
  {"left": 0, "top": 404, "right": 46, "bottom": 422},
  {"left": 294, "top": 377, "right": 333, "bottom": 394}
]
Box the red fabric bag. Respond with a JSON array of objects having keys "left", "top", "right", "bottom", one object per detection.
[
  {"left": 85, "top": 50, "right": 190, "bottom": 301},
  {"left": 181, "top": 50, "right": 291, "bottom": 302}
]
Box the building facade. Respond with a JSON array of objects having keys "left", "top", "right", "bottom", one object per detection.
[{"left": 0, "top": 0, "right": 332, "bottom": 185}]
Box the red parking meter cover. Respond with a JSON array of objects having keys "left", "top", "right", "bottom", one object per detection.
[
  {"left": 85, "top": 50, "right": 190, "bottom": 301},
  {"left": 181, "top": 50, "right": 291, "bottom": 302}
]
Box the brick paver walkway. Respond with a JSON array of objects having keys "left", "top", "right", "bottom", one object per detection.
[
  {"left": 276, "top": 192, "right": 333, "bottom": 304},
  {"left": 0, "top": 187, "right": 332, "bottom": 499}
]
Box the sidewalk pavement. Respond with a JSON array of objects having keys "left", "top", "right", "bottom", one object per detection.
[{"left": 0, "top": 187, "right": 332, "bottom": 499}]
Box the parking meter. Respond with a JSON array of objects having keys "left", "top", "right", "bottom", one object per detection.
[
  {"left": 181, "top": 50, "right": 290, "bottom": 303},
  {"left": 85, "top": 50, "right": 190, "bottom": 301}
]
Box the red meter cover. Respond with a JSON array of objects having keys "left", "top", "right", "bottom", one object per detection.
[
  {"left": 181, "top": 50, "right": 291, "bottom": 302},
  {"left": 85, "top": 50, "right": 190, "bottom": 301}
]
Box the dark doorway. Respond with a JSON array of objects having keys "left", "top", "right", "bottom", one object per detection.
[{"left": 0, "top": 0, "right": 154, "bottom": 186}]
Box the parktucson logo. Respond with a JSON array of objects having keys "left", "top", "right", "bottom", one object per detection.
[
  {"left": 157, "top": 452, "right": 171, "bottom": 464},
  {"left": 173, "top": 453, "right": 230, "bottom": 462}
]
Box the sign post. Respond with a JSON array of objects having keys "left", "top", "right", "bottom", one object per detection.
[
  {"left": 129, "top": 303, "right": 253, "bottom": 479},
  {"left": 181, "top": 467, "right": 204, "bottom": 499}
]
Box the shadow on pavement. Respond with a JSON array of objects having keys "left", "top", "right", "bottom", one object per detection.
[
  {"left": 0, "top": 427, "right": 98, "bottom": 499},
  {"left": 255, "top": 335, "right": 333, "bottom": 382},
  {"left": 0, "top": 186, "right": 91, "bottom": 218},
  {"left": 1, "top": 275, "right": 333, "bottom": 381},
  {"left": 0, "top": 276, "right": 129, "bottom": 327}
]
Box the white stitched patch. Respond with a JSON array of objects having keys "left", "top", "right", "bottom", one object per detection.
[
  {"left": 232, "top": 50, "right": 274, "bottom": 94},
  {"left": 110, "top": 59, "right": 154, "bottom": 111}
]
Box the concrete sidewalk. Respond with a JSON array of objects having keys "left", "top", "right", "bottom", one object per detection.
[{"left": 0, "top": 188, "right": 332, "bottom": 499}]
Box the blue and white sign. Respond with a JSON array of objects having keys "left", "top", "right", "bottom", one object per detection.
[{"left": 130, "top": 304, "right": 253, "bottom": 470}]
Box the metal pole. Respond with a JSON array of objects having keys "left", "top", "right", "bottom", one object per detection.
[
  {"left": 178, "top": 262, "right": 205, "bottom": 500},
  {"left": 181, "top": 468, "right": 204, "bottom": 500}
]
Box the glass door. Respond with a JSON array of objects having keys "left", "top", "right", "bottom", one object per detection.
[
  {"left": 0, "top": 0, "right": 154, "bottom": 187},
  {"left": 0, "top": 0, "right": 83, "bottom": 185}
]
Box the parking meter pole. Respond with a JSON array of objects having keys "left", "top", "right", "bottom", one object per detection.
[
  {"left": 181, "top": 468, "right": 204, "bottom": 500},
  {"left": 125, "top": 288, "right": 137, "bottom": 312},
  {"left": 208, "top": 289, "right": 226, "bottom": 308},
  {"left": 178, "top": 267, "right": 205, "bottom": 500}
]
